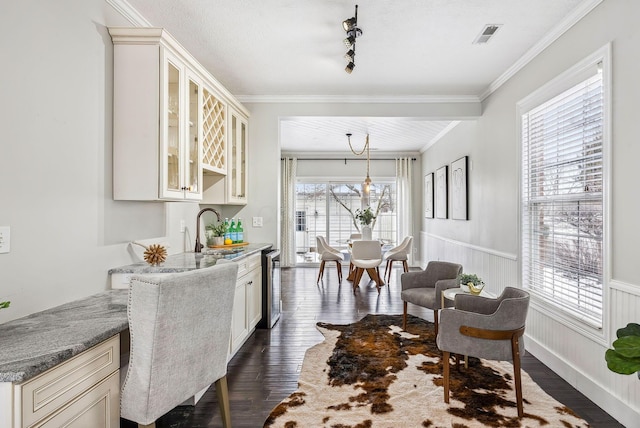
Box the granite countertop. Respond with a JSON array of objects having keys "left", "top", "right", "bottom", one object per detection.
[
  {"left": 0, "top": 290, "right": 129, "bottom": 383},
  {"left": 108, "top": 243, "right": 272, "bottom": 274}
]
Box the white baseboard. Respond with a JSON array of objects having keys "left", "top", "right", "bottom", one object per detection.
[{"left": 526, "top": 334, "right": 637, "bottom": 427}]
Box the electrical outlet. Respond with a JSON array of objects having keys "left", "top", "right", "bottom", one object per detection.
[
  {"left": 252, "top": 217, "right": 263, "bottom": 227},
  {"left": 0, "top": 226, "right": 10, "bottom": 254}
]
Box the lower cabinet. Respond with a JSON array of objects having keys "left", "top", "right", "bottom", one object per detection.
[
  {"left": 2, "top": 335, "right": 120, "bottom": 428},
  {"left": 230, "top": 253, "right": 262, "bottom": 357}
]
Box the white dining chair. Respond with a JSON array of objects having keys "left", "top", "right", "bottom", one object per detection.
[
  {"left": 382, "top": 236, "right": 413, "bottom": 283},
  {"left": 350, "top": 240, "right": 384, "bottom": 292},
  {"left": 316, "top": 236, "right": 344, "bottom": 283}
]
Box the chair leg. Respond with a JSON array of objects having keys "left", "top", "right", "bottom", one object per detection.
[
  {"left": 215, "top": 375, "right": 232, "bottom": 428},
  {"left": 336, "top": 261, "right": 342, "bottom": 282},
  {"left": 511, "top": 336, "right": 524, "bottom": 418},
  {"left": 352, "top": 268, "right": 365, "bottom": 292},
  {"left": 402, "top": 260, "right": 409, "bottom": 273},
  {"left": 386, "top": 260, "right": 394, "bottom": 283},
  {"left": 433, "top": 309, "right": 439, "bottom": 337},
  {"left": 443, "top": 351, "right": 450, "bottom": 404},
  {"left": 317, "top": 260, "right": 325, "bottom": 283},
  {"left": 403, "top": 301, "right": 408, "bottom": 330}
]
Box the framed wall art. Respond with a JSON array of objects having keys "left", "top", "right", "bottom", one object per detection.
[
  {"left": 435, "top": 165, "right": 448, "bottom": 219},
  {"left": 424, "top": 173, "right": 434, "bottom": 218},
  {"left": 451, "top": 156, "right": 468, "bottom": 220}
]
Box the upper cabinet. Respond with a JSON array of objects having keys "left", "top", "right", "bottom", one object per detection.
[
  {"left": 202, "top": 107, "right": 249, "bottom": 205},
  {"left": 109, "top": 28, "right": 249, "bottom": 202}
]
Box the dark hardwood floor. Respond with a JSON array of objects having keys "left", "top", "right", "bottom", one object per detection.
[{"left": 122, "top": 266, "right": 624, "bottom": 428}]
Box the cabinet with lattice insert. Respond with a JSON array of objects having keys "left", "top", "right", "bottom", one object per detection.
[{"left": 202, "top": 87, "right": 226, "bottom": 175}]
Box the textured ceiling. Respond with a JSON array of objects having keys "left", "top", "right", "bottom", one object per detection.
[{"left": 123, "top": 0, "right": 591, "bottom": 152}]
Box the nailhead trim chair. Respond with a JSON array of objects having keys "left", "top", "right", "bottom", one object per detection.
[
  {"left": 400, "top": 261, "right": 463, "bottom": 335},
  {"left": 121, "top": 262, "right": 239, "bottom": 428},
  {"left": 436, "top": 287, "right": 530, "bottom": 418}
]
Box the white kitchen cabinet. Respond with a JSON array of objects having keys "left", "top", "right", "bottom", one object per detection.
[
  {"left": 201, "top": 85, "right": 227, "bottom": 175},
  {"left": 109, "top": 27, "right": 249, "bottom": 203},
  {"left": 230, "top": 253, "right": 262, "bottom": 356},
  {"left": 202, "top": 107, "right": 249, "bottom": 205},
  {"left": 110, "top": 28, "right": 203, "bottom": 201},
  {"left": 0, "top": 335, "right": 120, "bottom": 428}
]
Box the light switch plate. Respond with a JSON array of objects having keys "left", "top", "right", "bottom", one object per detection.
[
  {"left": 0, "top": 226, "right": 10, "bottom": 254},
  {"left": 252, "top": 217, "right": 263, "bottom": 227}
]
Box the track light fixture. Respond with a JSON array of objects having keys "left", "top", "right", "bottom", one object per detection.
[{"left": 342, "top": 5, "right": 362, "bottom": 74}]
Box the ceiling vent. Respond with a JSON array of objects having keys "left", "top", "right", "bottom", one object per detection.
[{"left": 473, "top": 24, "right": 502, "bottom": 44}]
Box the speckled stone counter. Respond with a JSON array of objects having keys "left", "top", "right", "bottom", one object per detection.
[
  {"left": 108, "top": 243, "right": 272, "bottom": 275},
  {"left": 0, "top": 290, "right": 128, "bottom": 383}
]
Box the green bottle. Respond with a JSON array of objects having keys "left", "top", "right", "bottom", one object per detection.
[
  {"left": 224, "top": 218, "right": 231, "bottom": 242},
  {"left": 237, "top": 218, "right": 244, "bottom": 243},
  {"left": 229, "top": 218, "right": 237, "bottom": 243}
]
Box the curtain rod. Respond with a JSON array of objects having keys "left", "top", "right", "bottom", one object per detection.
[{"left": 281, "top": 157, "right": 416, "bottom": 161}]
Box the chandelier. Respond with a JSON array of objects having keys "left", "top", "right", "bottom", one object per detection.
[
  {"left": 346, "top": 133, "right": 372, "bottom": 201},
  {"left": 342, "top": 5, "right": 362, "bottom": 74}
]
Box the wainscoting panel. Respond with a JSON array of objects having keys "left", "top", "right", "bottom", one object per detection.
[
  {"left": 421, "top": 232, "right": 640, "bottom": 427},
  {"left": 421, "top": 232, "right": 518, "bottom": 295}
]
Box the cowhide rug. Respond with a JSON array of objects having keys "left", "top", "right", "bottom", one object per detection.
[{"left": 264, "top": 314, "right": 588, "bottom": 428}]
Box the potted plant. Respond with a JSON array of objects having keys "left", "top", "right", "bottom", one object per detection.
[
  {"left": 457, "top": 273, "right": 485, "bottom": 295},
  {"left": 355, "top": 207, "right": 376, "bottom": 240},
  {"left": 206, "top": 222, "right": 227, "bottom": 247},
  {"left": 605, "top": 322, "right": 640, "bottom": 380}
]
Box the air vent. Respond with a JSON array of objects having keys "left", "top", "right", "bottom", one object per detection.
[{"left": 473, "top": 24, "right": 502, "bottom": 44}]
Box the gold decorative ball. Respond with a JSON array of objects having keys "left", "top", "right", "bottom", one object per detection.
[{"left": 144, "top": 244, "right": 167, "bottom": 266}]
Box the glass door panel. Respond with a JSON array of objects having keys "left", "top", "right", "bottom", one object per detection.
[
  {"left": 230, "top": 115, "right": 238, "bottom": 198},
  {"left": 166, "top": 62, "right": 181, "bottom": 192},
  {"left": 187, "top": 78, "right": 200, "bottom": 193}
]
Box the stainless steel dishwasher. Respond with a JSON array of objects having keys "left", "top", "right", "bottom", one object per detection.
[{"left": 259, "top": 248, "right": 281, "bottom": 328}]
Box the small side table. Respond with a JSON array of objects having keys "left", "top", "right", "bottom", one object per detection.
[{"left": 441, "top": 287, "right": 496, "bottom": 309}]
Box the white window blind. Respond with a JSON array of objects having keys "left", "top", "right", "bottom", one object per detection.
[{"left": 521, "top": 70, "right": 604, "bottom": 327}]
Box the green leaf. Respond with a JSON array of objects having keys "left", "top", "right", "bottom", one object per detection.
[
  {"left": 605, "top": 349, "right": 640, "bottom": 375},
  {"left": 0, "top": 301, "right": 10, "bottom": 309},
  {"left": 612, "top": 336, "right": 640, "bottom": 358},
  {"left": 617, "top": 323, "right": 640, "bottom": 339}
]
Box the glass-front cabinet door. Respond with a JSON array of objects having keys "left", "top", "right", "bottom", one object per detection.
[
  {"left": 160, "top": 51, "right": 202, "bottom": 200},
  {"left": 228, "top": 107, "right": 248, "bottom": 204},
  {"left": 161, "top": 58, "right": 183, "bottom": 198},
  {"left": 184, "top": 74, "right": 202, "bottom": 200}
]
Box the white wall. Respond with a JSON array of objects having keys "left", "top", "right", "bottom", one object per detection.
[
  {"left": 244, "top": 101, "right": 481, "bottom": 251},
  {"left": 420, "top": 1, "right": 640, "bottom": 425}
]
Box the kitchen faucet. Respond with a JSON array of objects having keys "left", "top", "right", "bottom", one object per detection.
[{"left": 194, "top": 208, "right": 222, "bottom": 253}]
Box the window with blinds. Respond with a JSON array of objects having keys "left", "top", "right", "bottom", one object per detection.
[{"left": 521, "top": 65, "right": 605, "bottom": 328}]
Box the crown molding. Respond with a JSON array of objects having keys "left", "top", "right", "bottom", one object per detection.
[
  {"left": 479, "top": 0, "right": 603, "bottom": 101},
  {"left": 105, "top": 0, "right": 151, "bottom": 26},
  {"left": 236, "top": 94, "right": 480, "bottom": 104}
]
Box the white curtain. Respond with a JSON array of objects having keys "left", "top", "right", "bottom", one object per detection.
[
  {"left": 280, "top": 158, "right": 297, "bottom": 267},
  {"left": 396, "top": 158, "right": 413, "bottom": 265}
]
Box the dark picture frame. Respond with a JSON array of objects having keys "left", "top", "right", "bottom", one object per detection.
[
  {"left": 424, "top": 173, "right": 434, "bottom": 218},
  {"left": 435, "top": 165, "right": 448, "bottom": 219},
  {"left": 451, "top": 156, "right": 468, "bottom": 220}
]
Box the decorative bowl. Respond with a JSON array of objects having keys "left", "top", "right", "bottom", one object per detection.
[{"left": 468, "top": 282, "right": 485, "bottom": 295}]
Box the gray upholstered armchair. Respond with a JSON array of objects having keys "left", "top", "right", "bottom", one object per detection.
[
  {"left": 400, "top": 261, "right": 463, "bottom": 333},
  {"left": 121, "top": 262, "right": 239, "bottom": 428},
  {"left": 436, "top": 287, "right": 530, "bottom": 418}
]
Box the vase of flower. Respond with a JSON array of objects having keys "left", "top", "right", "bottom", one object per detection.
[{"left": 355, "top": 207, "right": 376, "bottom": 240}]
